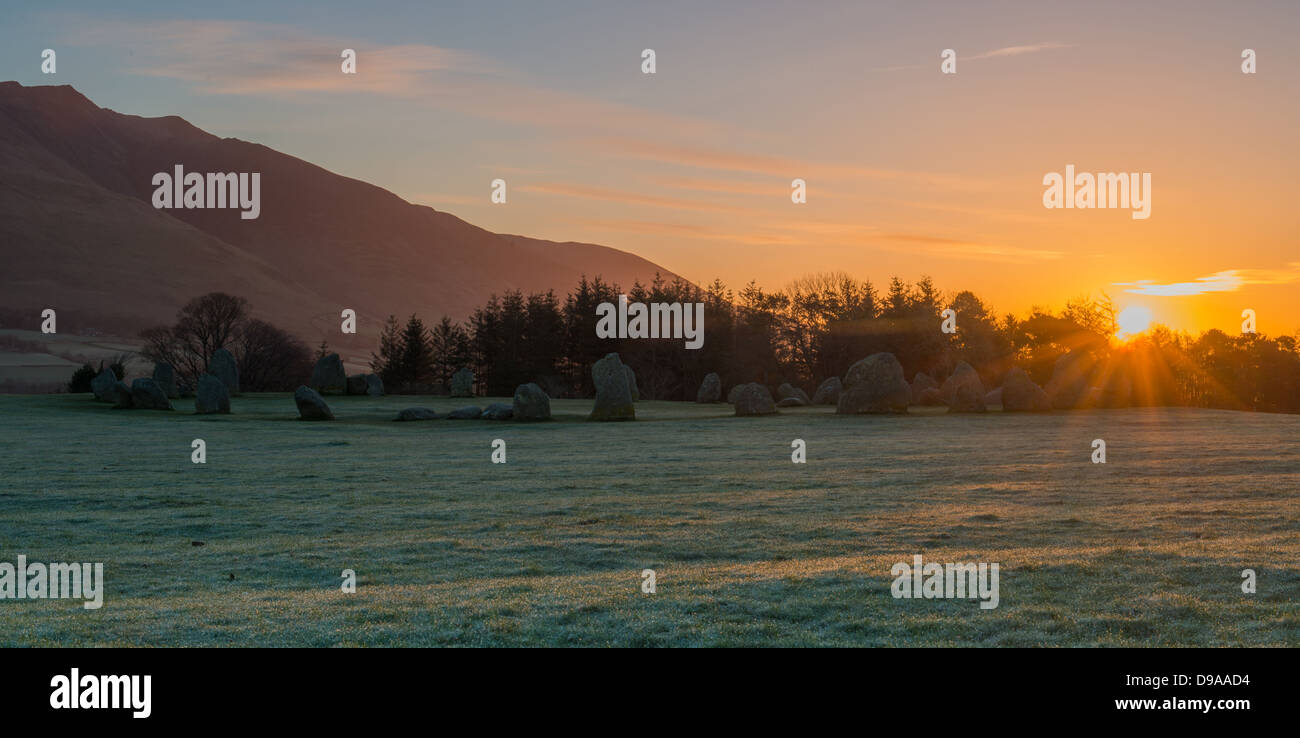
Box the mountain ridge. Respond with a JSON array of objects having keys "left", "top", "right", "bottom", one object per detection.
[{"left": 0, "top": 81, "right": 683, "bottom": 348}]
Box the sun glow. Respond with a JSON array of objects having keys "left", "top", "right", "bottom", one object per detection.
[{"left": 1116, "top": 305, "right": 1154, "bottom": 339}]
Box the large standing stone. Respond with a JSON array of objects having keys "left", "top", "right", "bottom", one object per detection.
[
  {"left": 1045, "top": 351, "right": 1094, "bottom": 409},
  {"left": 623, "top": 364, "right": 639, "bottom": 402},
  {"left": 346, "top": 374, "right": 367, "bottom": 395},
  {"left": 395, "top": 407, "right": 439, "bottom": 421},
  {"left": 726, "top": 384, "right": 744, "bottom": 404},
  {"left": 836, "top": 353, "right": 911, "bottom": 414},
  {"left": 811, "top": 377, "right": 842, "bottom": 405},
  {"left": 513, "top": 382, "right": 552, "bottom": 421},
  {"left": 294, "top": 386, "right": 334, "bottom": 420},
  {"left": 195, "top": 373, "right": 231, "bottom": 414},
  {"left": 910, "top": 372, "right": 939, "bottom": 405},
  {"left": 697, "top": 373, "right": 722, "bottom": 403},
  {"left": 448, "top": 405, "right": 483, "bottom": 419},
  {"left": 940, "top": 361, "right": 986, "bottom": 412},
  {"left": 450, "top": 367, "right": 474, "bottom": 397},
  {"left": 312, "top": 353, "right": 348, "bottom": 395},
  {"left": 91, "top": 368, "right": 118, "bottom": 402},
  {"left": 130, "top": 378, "right": 173, "bottom": 410},
  {"left": 589, "top": 353, "right": 635, "bottom": 421},
  {"left": 733, "top": 383, "right": 777, "bottom": 416},
  {"left": 111, "top": 381, "right": 133, "bottom": 409},
  {"left": 365, "top": 374, "right": 385, "bottom": 397},
  {"left": 482, "top": 402, "right": 514, "bottom": 420},
  {"left": 777, "top": 383, "right": 811, "bottom": 405},
  {"left": 1000, "top": 367, "right": 1050, "bottom": 411},
  {"left": 152, "top": 362, "right": 179, "bottom": 399},
  {"left": 209, "top": 348, "right": 240, "bottom": 396}
]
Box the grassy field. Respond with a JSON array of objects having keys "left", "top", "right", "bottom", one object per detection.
[{"left": 0, "top": 392, "right": 1296, "bottom": 647}]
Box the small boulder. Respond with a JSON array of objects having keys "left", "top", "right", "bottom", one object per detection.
[
  {"left": 697, "top": 373, "right": 722, "bottom": 403},
  {"left": 194, "top": 373, "right": 231, "bottom": 414},
  {"left": 346, "top": 374, "right": 367, "bottom": 395},
  {"left": 733, "top": 383, "right": 777, "bottom": 416},
  {"left": 448, "top": 405, "right": 483, "bottom": 420},
  {"left": 513, "top": 382, "right": 552, "bottom": 421},
  {"left": 294, "top": 385, "right": 334, "bottom": 420},
  {"left": 1000, "top": 368, "right": 1051, "bottom": 411},
  {"left": 726, "top": 384, "right": 743, "bottom": 404},
  {"left": 811, "top": 377, "right": 841, "bottom": 405},
  {"left": 209, "top": 348, "right": 240, "bottom": 396},
  {"left": 984, "top": 387, "right": 1003, "bottom": 407},
  {"left": 395, "top": 407, "right": 439, "bottom": 421},
  {"left": 589, "top": 353, "right": 635, "bottom": 421},
  {"left": 482, "top": 402, "right": 514, "bottom": 420},
  {"left": 91, "top": 368, "right": 118, "bottom": 402},
  {"left": 836, "top": 353, "right": 911, "bottom": 414},
  {"left": 130, "top": 378, "right": 173, "bottom": 410},
  {"left": 940, "top": 361, "right": 986, "bottom": 412},
  {"left": 450, "top": 367, "right": 474, "bottom": 397},
  {"left": 365, "top": 374, "right": 385, "bottom": 397},
  {"left": 777, "top": 383, "right": 811, "bottom": 405},
  {"left": 151, "top": 363, "right": 179, "bottom": 399},
  {"left": 910, "top": 372, "right": 939, "bottom": 405},
  {"left": 311, "top": 353, "right": 348, "bottom": 395},
  {"left": 776, "top": 396, "right": 806, "bottom": 407}
]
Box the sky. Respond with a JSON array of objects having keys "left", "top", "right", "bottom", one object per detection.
[{"left": 3, "top": 0, "right": 1298, "bottom": 336}]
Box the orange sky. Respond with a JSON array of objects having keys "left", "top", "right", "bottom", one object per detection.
[{"left": 8, "top": 2, "right": 1298, "bottom": 336}]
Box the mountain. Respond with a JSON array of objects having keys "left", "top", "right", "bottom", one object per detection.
[{"left": 0, "top": 82, "right": 683, "bottom": 349}]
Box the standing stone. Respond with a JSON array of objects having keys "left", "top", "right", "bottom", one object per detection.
[
  {"left": 209, "top": 348, "right": 240, "bottom": 396},
  {"left": 910, "top": 372, "right": 939, "bottom": 405},
  {"left": 152, "top": 362, "right": 179, "bottom": 399},
  {"left": 589, "top": 353, "right": 635, "bottom": 421},
  {"left": 130, "top": 378, "right": 173, "bottom": 410},
  {"left": 311, "top": 353, "right": 348, "bottom": 395},
  {"left": 811, "top": 377, "right": 842, "bottom": 405},
  {"left": 111, "top": 381, "right": 133, "bottom": 409},
  {"left": 733, "top": 383, "right": 777, "bottom": 416},
  {"left": 365, "top": 374, "right": 385, "bottom": 397},
  {"left": 482, "top": 403, "right": 514, "bottom": 420},
  {"left": 1000, "top": 367, "right": 1050, "bottom": 411},
  {"left": 777, "top": 383, "right": 811, "bottom": 405},
  {"left": 726, "top": 384, "right": 744, "bottom": 404},
  {"left": 940, "top": 361, "right": 986, "bottom": 412},
  {"left": 513, "top": 382, "right": 552, "bottom": 421},
  {"left": 195, "top": 373, "right": 231, "bottom": 414},
  {"left": 623, "top": 364, "right": 639, "bottom": 402},
  {"left": 1045, "top": 351, "right": 1095, "bottom": 409},
  {"left": 346, "top": 374, "right": 367, "bottom": 395},
  {"left": 918, "top": 387, "right": 945, "bottom": 406},
  {"left": 697, "top": 373, "right": 722, "bottom": 403},
  {"left": 91, "top": 368, "right": 118, "bottom": 402},
  {"left": 294, "top": 385, "right": 334, "bottom": 420},
  {"left": 450, "top": 367, "right": 474, "bottom": 397},
  {"left": 836, "top": 353, "right": 911, "bottom": 414}
]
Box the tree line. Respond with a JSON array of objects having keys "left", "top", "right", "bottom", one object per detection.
[{"left": 129, "top": 276, "right": 1300, "bottom": 413}]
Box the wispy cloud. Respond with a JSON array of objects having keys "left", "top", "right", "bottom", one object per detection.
[
  {"left": 1115, "top": 264, "right": 1300, "bottom": 296},
  {"left": 878, "top": 41, "right": 1070, "bottom": 71}
]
